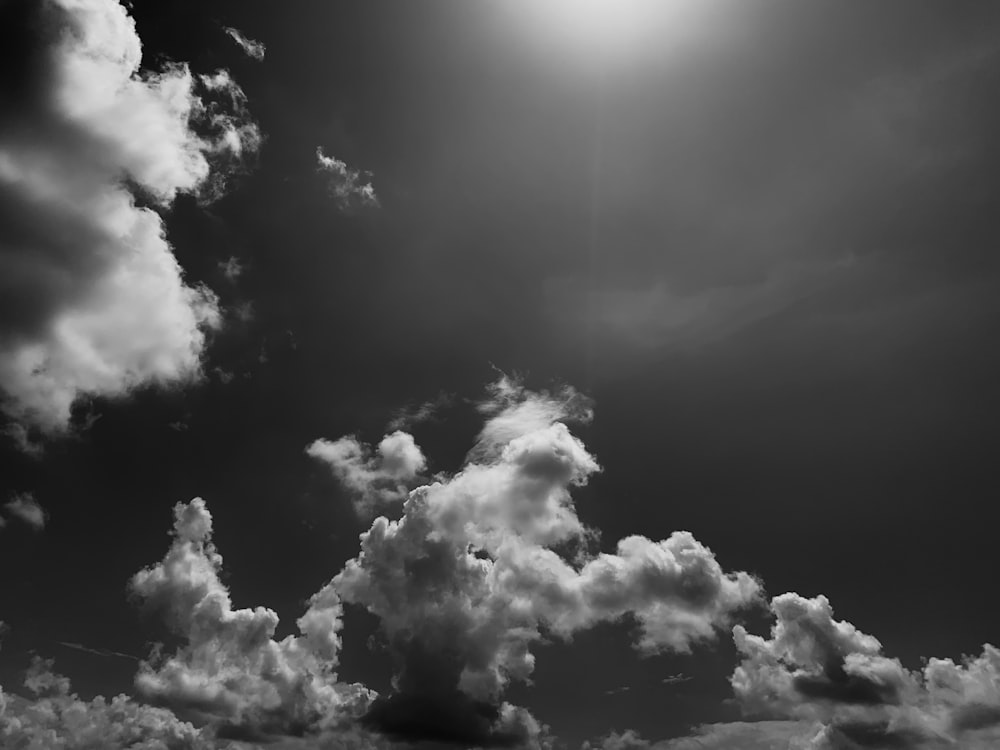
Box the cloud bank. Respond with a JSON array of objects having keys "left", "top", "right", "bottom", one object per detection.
[
  {"left": 732, "top": 593, "right": 1000, "bottom": 749},
  {"left": 0, "top": 0, "right": 258, "bottom": 438}
]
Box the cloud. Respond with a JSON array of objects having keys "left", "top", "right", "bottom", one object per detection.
[
  {"left": 218, "top": 255, "right": 244, "bottom": 282},
  {"left": 316, "top": 147, "right": 378, "bottom": 209},
  {"left": 307, "top": 431, "right": 428, "bottom": 518},
  {"left": 732, "top": 593, "right": 1000, "bottom": 749},
  {"left": 0, "top": 0, "right": 258, "bottom": 438},
  {"left": 469, "top": 373, "right": 594, "bottom": 463},
  {"left": 129, "top": 498, "right": 374, "bottom": 739},
  {"left": 386, "top": 391, "right": 454, "bottom": 431},
  {"left": 2, "top": 492, "right": 46, "bottom": 531},
  {"left": 223, "top": 26, "right": 265, "bottom": 62},
  {"left": 584, "top": 721, "right": 819, "bottom": 750},
  {"left": 0, "top": 656, "right": 209, "bottom": 749},
  {"left": 328, "top": 380, "right": 759, "bottom": 747}
]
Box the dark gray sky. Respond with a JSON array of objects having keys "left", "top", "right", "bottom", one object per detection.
[{"left": 1, "top": 2, "right": 999, "bottom": 749}]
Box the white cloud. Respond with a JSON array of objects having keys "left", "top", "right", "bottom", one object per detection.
[
  {"left": 470, "top": 373, "right": 594, "bottom": 463},
  {"left": 316, "top": 147, "right": 379, "bottom": 209},
  {"left": 223, "top": 26, "right": 266, "bottom": 62},
  {"left": 732, "top": 593, "right": 1000, "bottom": 749},
  {"left": 2, "top": 492, "right": 46, "bottom": 531},
  {"left": 0, "top": 656, "right": 208, "bottom": 749},
  {"left": 0, "top": 0, "right": 258, "bottom": 438},
  {"left": 327, "top": 380, "right": 759, "bottom": 747},
  {"left": 307, "top": 431, "right": 427, "bottom": 517},
  {"left": 584, "top": 721, "right": 820, "bottom": 750},
  {"left": 129, "top": 498, "right": 374, "bottom": 739}
]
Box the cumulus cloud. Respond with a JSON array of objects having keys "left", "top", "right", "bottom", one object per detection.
[
  {"left": 584, "top": 721, "right": 819, "bottom": 750},
  {"left": 223, "top": 26, "right": 265, "bottom": 62},
  {"left": 130, "top": 498, "right": 374, "bottom": 740},
  {"left": 325, "top": 380, "right": 759, "bottom": 747},
  {"left": 316, "top": 147, "right": 378, "bottom": 209},
  {"left": 0, "top": 656, "right": 209, "bottom": 749},
  {"left": 733, "top": 593, "right": 1000, "bottom": 749},
  {"left": 2, "top": 492, "right": 46, "bottom": 530},
  {"left": 470, "top": 374, "right": 594, "bottom": 463},
  {"left": 307, "top": 431, "right": 428, "bottom": 518},
  {"left": 0, "top": 0, "right": 258, "bottom": 438}
]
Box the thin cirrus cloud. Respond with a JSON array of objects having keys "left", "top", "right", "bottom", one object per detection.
[{"left": 0, "top": 0, "right": 258, "bottom": 441}]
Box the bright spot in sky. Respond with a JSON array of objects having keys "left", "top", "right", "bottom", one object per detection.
[{"left": 526, "top": 0, "right": 705, "bottom": 56}]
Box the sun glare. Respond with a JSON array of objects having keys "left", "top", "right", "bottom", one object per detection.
[{"left": 528, "top": 0, "right": 700, "bottom": 56}]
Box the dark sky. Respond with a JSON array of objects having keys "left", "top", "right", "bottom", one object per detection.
[{"left": 1, "top": 2, "right": 999, "bottom": 749}]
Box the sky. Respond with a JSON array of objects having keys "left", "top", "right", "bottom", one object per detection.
[{"left": 1, "top": 1, "right": 999, "bottom": 749}]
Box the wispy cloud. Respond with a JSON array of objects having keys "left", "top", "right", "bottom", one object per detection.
[
  {"left": 223, "top": 26, "right": 265, "bottom": 62},
  {"left": 3, "top": 493, "right": 46, "bottom": 531},
  {"left": 55, "top": 641, "right": 139, "bottom": 662},
  {"left": 316, "top": 147, "right": 379, "bottom": 209}
]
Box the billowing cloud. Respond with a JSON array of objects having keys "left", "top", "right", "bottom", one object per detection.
[
  {"left": 307, "top": 431, "right": 428, "bottom": 518},
  {"left": 223, "top": 26, "right": 265, "bottom": 62},
  {"left": 584, "top": 721, "right": 820, "bottom": 750},
  {"left": 469, "top": 374, "right": 594, "bottom": 463},
  {"left": 130, "top": 498, "right": 374, "bottom": 740},
  {"left": 316, "top": 147, "right": 378, "bottom": 209},
  {"left": 733, "top": 593, "right": 1000, "bottom": 749},
  {"left": 0, "top": 0, "right": 258, "bottom": 438},
  {"left": 2, "top": 492, "right": 46, "bottom": 531},
  {"left": 327, "top": 381, "right": 759, "bottom": 747},
  {"left": 0, "top": 656, "right": 209, "bottom": 749}
]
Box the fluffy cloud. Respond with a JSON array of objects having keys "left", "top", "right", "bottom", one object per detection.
[
  {"left": 130, "top": 498, "right": 374, "bottom": 740},
  {"left": 307, "top": 431, "right": 427, "bottom": 518},
  {"left": 0, "top": 656, "right": 209, "bottom": 750},
  {"left": 2, "top": 492, "right": 47, "bottom": 530},
  {"left": 733, "top": 593, "right": 1000, "bottom": 749},
  {"left": 0, "top": 0, "right": 258, "bottom": 438},
  {"left": 584, "top": 721, "right": 820, "bottom": 750},
  {"left": 315, "top": 147, "right": 378, "bottom": 209},
  {"left": 223, "top": 26, "right": 265, "bottom": 62},
  {"left": 327, "top": 381, "right": 759, "bottom": 747},
  {"left": 469, "top": 374, "right": 594, "bottom": 463}
]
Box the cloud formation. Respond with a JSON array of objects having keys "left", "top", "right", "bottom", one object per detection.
[
  {"left": 0, "top": 656, "right": 209, "bottom": 749},
  {"left": 316, "top": 147, "right": 378, "bottom": 209},
  {"left": 327, "top": 381, "right": 760, "bottom": 747},
  {"left": 733, "top": 593, "right": 1000, "bottom": 749},
  {"left": 223, "top": 26, "right": 266, "bottom": 62},
  {"left": 585, "top": 721, "right": 818, "bottom": 750},
  {"left": 2, "top": 492, "right": 46, "bottom": 531},
  {"left": 130, "top": 498, "right": 374, "bottom": 740},
  {"left": 0, "top": 0, "right": 258, "bottom": 438},
  {"left": 307, "top": 431, "right": 428, "bottom": 518}
]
